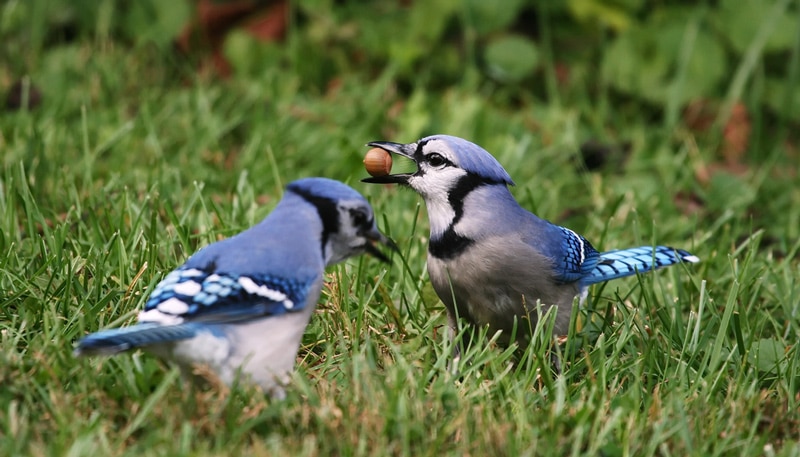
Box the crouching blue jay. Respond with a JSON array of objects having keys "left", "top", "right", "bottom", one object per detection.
[{"left": 76, "top": 177, "right": 396, "bottom": 398}]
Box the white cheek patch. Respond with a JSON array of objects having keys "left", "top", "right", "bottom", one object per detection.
[
  {"left": 172, "top": 280, "right": 202, "bottom": 296},
  {"left": 409, "top": 167, "right": 467, "bottom": 236}
]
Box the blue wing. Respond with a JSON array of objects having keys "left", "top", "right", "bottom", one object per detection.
[
  {"left": 548, "top": 226, "right": 601, "bottom": 284},
  {"left": 583, "top": 245, "right": 699, "bottom": 285},
  {"left": 74, "top": 266, "right": 317, "bottom": 356},
  {"left": 140, "top": 266, "right": 317, "bottom": 324}
]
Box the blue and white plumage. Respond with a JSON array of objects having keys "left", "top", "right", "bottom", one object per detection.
[
  {"left": 75, "top": 177, "right": 395, "bottom": 398},
  {"left": 364, "top": 135, "right": 698, "bottom": 350}
]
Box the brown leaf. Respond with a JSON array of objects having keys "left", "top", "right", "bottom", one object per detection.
[
  {"left": 673, "top": 190, "right": 705, "bottom": 215},
  {"left": 683, "top": 98, "right": 717, "bottom": 132},
  {"left": 555, "top": 62, "right": 570, "bottom": 86},
  {"left": 722, "top": 102, "right": 751, "bottom": 165},
  {"left": 175, "top": 0, "right": 288, "bottom": 78},
  {"left": 242, "top": 0, "right": 288, "bottom": 42},
  {"left": 693, "top": 161, "right": 749, "bottom": 187},
  {"left": 685, "top": 99, "right": 752, "bottom": 187}
]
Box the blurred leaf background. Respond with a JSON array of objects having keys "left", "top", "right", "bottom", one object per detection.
[{"left": 1, "top": 0, "right": 799, "bottom": 455}]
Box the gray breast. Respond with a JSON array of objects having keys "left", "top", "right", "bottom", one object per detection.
[{"left": 427, "top": 234, "right": 580, "bottom": 347}]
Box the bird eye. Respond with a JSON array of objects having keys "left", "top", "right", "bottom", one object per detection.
[
  {"left": 349, "top": 208, "right": 371, "bottom": 227},
  {"left": 426, "top": 153, "right": 447, "bottom": 167}
]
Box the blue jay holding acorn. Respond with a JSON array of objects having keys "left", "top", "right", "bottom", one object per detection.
[
  {"left": 363, "top": 134, "right": 698, "bottom": 352},
  {"left": 75, "top": 177, "right": 396, "bottom": 398}
]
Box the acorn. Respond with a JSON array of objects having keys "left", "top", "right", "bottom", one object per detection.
[{"left": 364, "top": 147, "right": 392, "bottom": 177}]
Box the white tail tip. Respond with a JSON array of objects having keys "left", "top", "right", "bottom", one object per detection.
[{"left": 682, "top": 254, "right": 700, "bottom": 263}]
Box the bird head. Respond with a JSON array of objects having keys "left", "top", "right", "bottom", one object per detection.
[
  {"left": 362, "top": 135, "right": 516, "bottom": 237},
  {"left": 362, "top": 134, "right": 514, "bottom": 198},
  {"left": 286, "top": 178, "right": 397, "bottom": 265}
]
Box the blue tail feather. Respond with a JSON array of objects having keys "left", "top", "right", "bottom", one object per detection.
[
  {"left": 582, "top": 245, "right": 699, "bottom": 286},
  {"left": 74, "top": 322, "right": 201, "bottom": 356}
]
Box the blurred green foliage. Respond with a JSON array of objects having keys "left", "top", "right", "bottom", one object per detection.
[
  {"left": 2, "top": 0, "right": 798, "bottom": 120},
  {"left": 1, "top": 2, "right": 799, "bottom": 455}
]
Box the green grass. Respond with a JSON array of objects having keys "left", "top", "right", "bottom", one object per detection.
[{"left": 2, "top": 4, "right": 800, "bottom": 456}]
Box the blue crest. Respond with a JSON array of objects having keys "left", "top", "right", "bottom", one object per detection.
[{"left": 421, "top": 135, "right": 514, "bottom": 185}]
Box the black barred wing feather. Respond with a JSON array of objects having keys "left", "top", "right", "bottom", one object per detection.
[
  {"left": 139, "top": 267, "right": 317, "bottom": 325},
  {"left": 550, "top": 226, "right": 601, "bottom": 283}
]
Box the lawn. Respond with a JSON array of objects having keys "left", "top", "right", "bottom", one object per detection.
[{"left": 1, "top": 1, "right": 799, "bottom": 456}]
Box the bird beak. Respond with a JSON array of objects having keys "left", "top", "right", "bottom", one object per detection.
[
  {"left": 364, "top": 227, "right": 399, "bottom": 264},
  {"left": 361, "top": 141, "right": 416, "bottom": 185}
]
